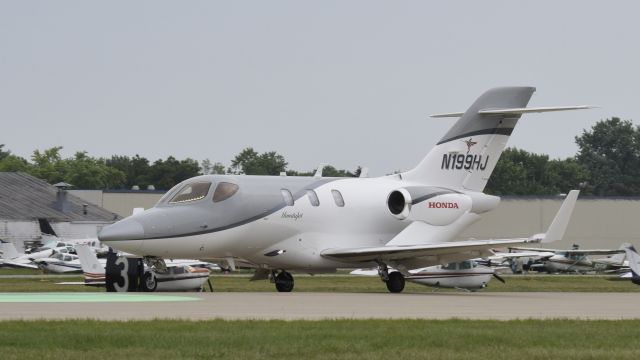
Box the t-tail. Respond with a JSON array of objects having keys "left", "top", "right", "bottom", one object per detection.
[{"left": 403, "top": 87, "right": 593, "bottom": 191}]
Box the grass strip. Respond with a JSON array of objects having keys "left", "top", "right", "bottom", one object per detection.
[{"left": 0, "top": 319, "right": 639, "bottom": 359}]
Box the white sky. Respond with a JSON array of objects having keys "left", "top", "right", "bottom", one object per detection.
[{"left": 1, "top": 1, "right": 638, "bottom": 175}]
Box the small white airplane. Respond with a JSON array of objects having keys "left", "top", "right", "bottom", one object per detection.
[
  {"left": 33, "top": 250, "right": 83, "bottom": 273},
  {"left": 74, "top": 244, "right": 212, "bottom": 292},
  {"left": 507, "top": 244, "right": 628, "bottom": 274},
  {"left": 98, "top": 86, "right": 589, "bottom": 293},
  {"left": 352, "top": 260, "right": 505, "bottom": 292},
  {"left": 0, "top": 240, "right": 54, "bottom": 269}
]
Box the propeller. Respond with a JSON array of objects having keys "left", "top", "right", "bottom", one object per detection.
[{"left": 492, "top": 272, "right": 506, "bottom": 284}]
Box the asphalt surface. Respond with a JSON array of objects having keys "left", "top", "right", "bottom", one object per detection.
[{"left": 2, "top": 292, "right": 640, "bottom": 320}]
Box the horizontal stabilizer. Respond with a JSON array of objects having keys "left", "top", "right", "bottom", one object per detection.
[{"left": 431, "top": 105, "right": 595, "bottom": 118}]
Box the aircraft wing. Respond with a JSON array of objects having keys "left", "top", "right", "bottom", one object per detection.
[
  {"left": 0, "top": 260, "right": 40, "bottom": 269},
  {"left": 490, "top": 251, "right": 556, "bottom": 260},
  {"left": 508, "top": 247, "right": 624, "bottom": 256},
  {"left": 322, "top": 238, "right": 535, "bottom": 263},
  {"left": 323, "top": 190, "right": 579, "bottom": 265}
]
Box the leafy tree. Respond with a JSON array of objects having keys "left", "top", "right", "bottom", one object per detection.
[
  {"left": 201, "top": 159, "right": 226, "bottom": 175},
  {"left": 230, "top": 148, "right": 288, "bottom": 175},
  {"left": 146, "top": 156, "right": 200, "bottom": 190},
  {"left": 106, "top": 155, "right": 151, "bottom": 188},
  {"left": 0, "top": 154, "right": 31, "bottom": 172},
  {"left": 211, "top": 162, "right": 226, "bottom": 174},
  {"left": 0, "top": 144, "right": 11, "bottom": 161},
  {"left": 575, "top": 117, "right": 640, "bottom": 196},
  {"left": 30, "top": 146, "right": 66, "bottom": 185},
  {"left": 486, "top": 148, "right": 587, "bottom": 195},
  {"left": 63, "top": 152, "right": 126, "bottom": 189}
]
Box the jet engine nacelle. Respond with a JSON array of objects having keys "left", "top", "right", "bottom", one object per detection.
[{"left": 387, "top": 187, "right": 472, "bottom": 226}]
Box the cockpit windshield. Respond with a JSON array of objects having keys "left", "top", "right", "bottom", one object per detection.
[{"left": 169, "top": 182, "right": 212, "bottom": 204}]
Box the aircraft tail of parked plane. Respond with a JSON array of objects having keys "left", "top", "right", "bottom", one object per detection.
[
  {"left": 0, "top": 240, "right": 20, "bottom": 260},
  {"left": 623, "top": 245, "right": 640, "bottom": 285},
  {"left": 75, "top": 244, "right": 106, "bottom": 285}
]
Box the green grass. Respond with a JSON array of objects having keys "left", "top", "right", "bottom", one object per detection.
[
  {"left": 1, "top": 273, "right": 639, "bottom": 293},
  {"left": 0, "top": 319, "right": 639, "bottom": 359}
]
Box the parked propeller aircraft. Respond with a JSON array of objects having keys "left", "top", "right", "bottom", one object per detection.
[
  {"left": 99, "top": 87, "right": 589, "bottom": 293},
  {"left": 352, "top": 259, "right": 506, "bottom": 291},
  {"left": 0, "top": 240, "right": 56, "bottom": 269},
  {"left": 507, "top": 244, "right": 628, "bottom": 274},
  {"left": 72, "top": 244, "right": 211, "bottom": 291}
]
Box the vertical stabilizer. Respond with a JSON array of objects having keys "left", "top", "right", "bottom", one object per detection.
[
  {"left": 75, "top": 244, "right": 106, "bottom": 285},
  {"left": 624, "top": 245, "right": 640, "bottom": 285},
  {"left": 403, "top": 87, "right": 535, "bottom": 191},
  {"left": 0, "top": 241, "right": 20, "bottom": 260}
]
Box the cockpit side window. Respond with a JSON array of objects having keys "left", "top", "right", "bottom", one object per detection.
[
  {"left": 442, "top": 263, "right": 457, "bottom": 270},
  {"left": 169, "top": 182, "right": 212, "bottom": 204},
  {"left": 213, "top": 182, "right": 239, "bottom": 203}
]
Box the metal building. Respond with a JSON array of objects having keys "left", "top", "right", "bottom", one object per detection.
[{"left": 0, "top": 172, "right": 119, "bottom": 252}]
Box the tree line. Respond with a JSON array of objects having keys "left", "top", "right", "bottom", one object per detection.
[{"left": 1, "top": 117, "right": 638, "bottom": 195}]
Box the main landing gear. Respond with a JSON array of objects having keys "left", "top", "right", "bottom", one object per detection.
[
  {"left": 272, "top": 270, "right": 294, "bottom": 292},
  {"left": 378, "top": 263, "right": 405, "bottom": 293}
]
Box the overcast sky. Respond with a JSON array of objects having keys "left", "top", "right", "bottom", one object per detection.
[{"left": 1, "top": 1, "right": 638, "bottom": 175}]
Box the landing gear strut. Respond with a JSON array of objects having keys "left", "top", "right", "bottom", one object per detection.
[{"left": 273, "top": 270, "right": 294, "bottom": 292}]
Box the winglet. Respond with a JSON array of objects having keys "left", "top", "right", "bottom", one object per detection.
[
  {"left": 530, "top": 190, "right": 580, "bottom": 243},
  {"left": 314, "top": 164, "right": 325, "bottom": 178}
]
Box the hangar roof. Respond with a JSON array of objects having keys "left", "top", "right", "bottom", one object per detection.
[{"left": 0, "top": 172, "right": 119, "bottom": 222}]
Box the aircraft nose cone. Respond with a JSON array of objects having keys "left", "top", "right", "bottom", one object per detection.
[{"left": 99, "top": 219, "right": 145, "bottom": 242}]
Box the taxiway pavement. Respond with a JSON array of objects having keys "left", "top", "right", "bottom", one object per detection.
[{"left": 2, "top": 292, "right": 639, "bottom": 320}]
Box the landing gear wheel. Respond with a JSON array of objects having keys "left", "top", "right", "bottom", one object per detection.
[
  {"left": 142, "top": 272, "right": 157, "bottom": 292},
  {"left": 385, "top": 271, "right": 405, "bottom": 293},
  {"left": 275, "top": 271, "right": 294, "bottom": 292}
]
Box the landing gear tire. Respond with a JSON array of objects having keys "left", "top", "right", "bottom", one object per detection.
[
  {"left": 385, "top": 271, "right": 405, "bottom": 293},
  {"left": 275, "top": 271, "right": 294, "bottom": 292},
  {"left": 142, "top": 272, "right": 157, "bottom": 292}
]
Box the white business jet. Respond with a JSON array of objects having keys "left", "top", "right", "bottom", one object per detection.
[{"left": 98, "top": 87, "right": 589, "bottom": 293}]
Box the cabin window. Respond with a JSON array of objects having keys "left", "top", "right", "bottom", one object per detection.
[
  {"left": 281, "top": 189, "right": 294, "bottom": 206},
  {"left": 213, "top": 182, "right": 239, "bottom": 203},
  {"left": 169, "top": 182, "right": 212, "bottom": 203},
  {"left": 442, "top": 263, "right": 457, "bottom": 270},
  {"left": 307, "top": 190, "right": 320, "bottom": 207},
  {"left": 460, "top": 261, "right": 472, "bottom": 270},
  {"left": 331, "top": 189, "right": 345, "bottom": 207}
]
